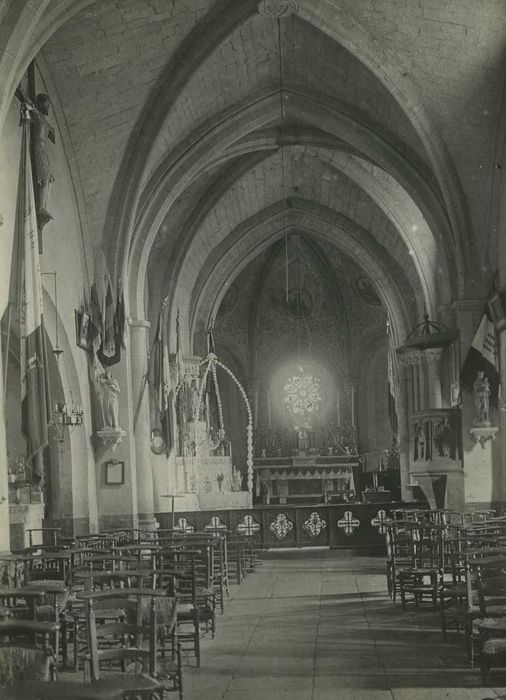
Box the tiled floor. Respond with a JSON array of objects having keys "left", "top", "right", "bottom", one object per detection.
[{"left": 183, "top": 548, "right": 506, "bottom": 699}]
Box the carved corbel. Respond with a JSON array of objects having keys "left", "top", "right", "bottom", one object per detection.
[{"left": 469, "top": 426, "right": 498, "bottom": 449}]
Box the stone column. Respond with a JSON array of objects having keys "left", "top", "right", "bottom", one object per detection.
[
  {"left": 344, "top": 382, "right": 357, "bottom": 426},
  {"left": 397, "top": 353, "right": 418, "bottom": 502},
  {"left": 129, "top": 319, "right": 155, "bottom": 529},
  {"left": 500, "top": 326, "right": 506, "bottom": 501}
]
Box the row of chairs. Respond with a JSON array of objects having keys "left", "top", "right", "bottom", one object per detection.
[
  {"left": 0, "top": 525, "right": 261, "bottom": 699},
  {"left": 385, "top": 507, "right": 506, "bottom": 684}
]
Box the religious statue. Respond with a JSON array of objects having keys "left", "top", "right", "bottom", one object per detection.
[
  {"left": 182, "top": 433, "right": 195, "bottom": 457},
  {"left": 100, "top": 369, "right": 120, "bottom": 429},
  {"left": 413, "top": 421, "right": 425, "bottom": 461},
  {"left": 231, "top": 466, "right": 243, "bottom": 492},
  {"left": 297, "top": 427, "right": 309, "bottom": 452},
  {"left": 27, "top": 93, "right": 55, "bottom": 226},
  {"left": 190, "top": 380, "right": 201, "bottom": 421},
  {"left": 435, "top": 417, "right": 453, "bottom": 458},
  {"left": 473, "top": 371, "right": 491, "bottom": 425}
]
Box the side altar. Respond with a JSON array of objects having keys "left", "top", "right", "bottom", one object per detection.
[
  {"left": 254, "top": 454, "right": 357, "bottom": 504},
  {"left": 168, "top": 354, "right": 253, "bottom": 512},
  {"left": 175, "top": 420, "right": 250, "bottom": 510}
]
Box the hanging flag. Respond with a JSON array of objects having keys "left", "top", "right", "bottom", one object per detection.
[
  {"left": 115, "top": 281, "right": 126, "bottom": 351},
  {"left": 101, "top": 278, "right": 116, "bottom": 359},
  {"left": 150, "top": 299, "right": 172, "bottom": 454},
  {"left": 89, "top": 282, "right": 102, "bottom": 356},
  {"left": 461, "top": 302, "right": 499, "bottom": 406},
  {"left": 16, "top": 107, "right": 51, "bottom": 466},
  {"left": 386, "top": 318, "right": 399, "bottom": 442},
  {"left": 99, "top": 280, "right": 124, "bottom": 367},
  {"left": 175, "top": 309, "right": 184, "bottom": 388}
]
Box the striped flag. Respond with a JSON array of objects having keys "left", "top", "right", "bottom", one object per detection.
[
  {"left": 115, "top": 281, "right": 126, "bottom": 351},
  {"left": 101, "top": 278, "right": 116, "bottom": 359},
  {"left": 88, "top": 282, "right": 102, "bottom": 355},
  {"left": 99, "top": 281, "right": 124, "bottom": 367},
  {"left": 461, "top": 302, "right": 499, "bottom": 406},
  {"left": 386, "top": 318, "right": 399, "bottom": 442},
  {"left": 17, "top": 108, "right": 51, "bottom": 466},
  {"left": 150, "top": 300, "right": 172, "bottom": 453}
]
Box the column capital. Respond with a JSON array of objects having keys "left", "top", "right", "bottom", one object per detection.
[{"left": 178, "top": 355, "right": 201, "bottom": 383}]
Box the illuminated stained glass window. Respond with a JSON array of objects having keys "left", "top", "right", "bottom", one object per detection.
[{"left": 284, "top": 372, "right": 322, "bottom": 416}]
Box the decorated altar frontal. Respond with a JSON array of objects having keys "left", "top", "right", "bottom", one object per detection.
[
  {"left": 156, "top": 501, "right": 422, "bottom": 550},
  {"left": 254, "top": 454, "right": 358, "bottom": 504}
]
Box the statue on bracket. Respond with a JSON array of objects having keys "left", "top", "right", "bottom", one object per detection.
[
  {"left": 473, "top": 371, "right": 491, "bottom": 426},
  {"left": 95, "top": 368, "right": 125, "bottom": 450},
  {"left": 100, "top": 369, "right": 121, "bottom": 429}
]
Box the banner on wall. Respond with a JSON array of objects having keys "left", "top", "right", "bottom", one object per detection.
[
  {"left": 16, "top": 107, "right": 52, "bottom": 470},
  {"left": 150, "top": 299, "right": 173, "bottom": 454},
  {"left": 460, "top": 302, "right": 499, "bottom": 407}
]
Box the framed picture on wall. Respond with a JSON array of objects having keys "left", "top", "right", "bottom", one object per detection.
[
  {"left": 105, "top": 460, "right": 125, "bottom": 485},
  {"left": 488, "top": 289, "right": 506, "bottom": 332},
  {"left": 75, "top": 309, "right": 91, "bottom": 351}
]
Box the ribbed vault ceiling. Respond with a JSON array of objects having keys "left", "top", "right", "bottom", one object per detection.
[{"left": 35, "top": 0, "right": 506, "bottom": 350}]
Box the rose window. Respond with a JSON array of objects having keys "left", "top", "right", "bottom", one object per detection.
[{"left": 283, "top": 373, "right": 322, "bottom": 416}]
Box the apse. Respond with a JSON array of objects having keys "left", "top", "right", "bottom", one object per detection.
[{"left": 267, "top": 356, "right": 337, "bottom": 451}]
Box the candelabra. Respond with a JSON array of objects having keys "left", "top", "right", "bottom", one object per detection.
[{"left": 52, "top": 402, "right": 84, "bottom": 442}]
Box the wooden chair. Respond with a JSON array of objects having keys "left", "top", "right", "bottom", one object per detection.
[
  {"left": 68, "top": 570, "right": 148, "bottom": 671},
  {"left": 398, "top": 522, "right": 445, "bottom": 612},
  {"left": 469, "top": 554, "right": 506, "bottom": 677},
  {"left": 156, "top": 549, "right": 214, "bottom": 667},
  {"left": 84, "top": 589, "right": 183, "bottom": 699},
  {"left": 27, "top": 528, "right": 61, "bottom": 550},
  {"left": 0, "top": 619, "right": 60, "bottom": 686},
  {"left": 385, "top": 520, "right": 417, "bottom": 603}
]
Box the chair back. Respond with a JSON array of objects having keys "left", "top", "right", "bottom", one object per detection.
[
  {"left": 84, "top": 590, "right": 162, "bottom": 681},
  {"left": 0, "top": 620, "right": 59, "bottom": 685}
]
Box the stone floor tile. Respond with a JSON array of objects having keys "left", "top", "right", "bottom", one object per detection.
[
  {"left": 313, "top": 691, "right": 393, "bottom": 700},
  {"left": 391, "top": 689, "right": 496, "bottom": 699},
  {"left": 181, "top": 549, "right": 489, "bottom": 697}
]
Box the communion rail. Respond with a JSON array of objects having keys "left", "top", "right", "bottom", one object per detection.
[{"left": 156, "top": 501, "right": 424, "bottom": 550}]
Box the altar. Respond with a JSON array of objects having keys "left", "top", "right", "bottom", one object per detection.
[{"left": 253, "top": 454, "right": 358, "bottom": 504}]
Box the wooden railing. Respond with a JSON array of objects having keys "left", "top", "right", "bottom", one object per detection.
[{"left": 156, "top": 501, "right": 424, "bottom": 550}]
